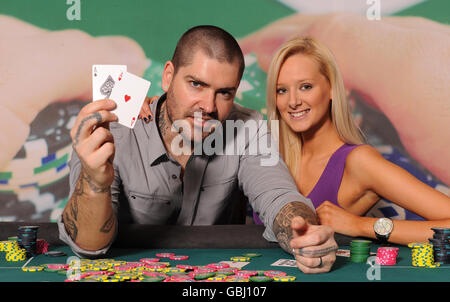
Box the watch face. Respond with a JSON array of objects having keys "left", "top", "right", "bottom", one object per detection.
[{"left": 374, "top": 218, "right": 393, "bottom": 236}]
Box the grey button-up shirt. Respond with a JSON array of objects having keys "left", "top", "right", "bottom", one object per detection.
[{"left": 58, "top": 95, "right": 314, "bottom": 257}]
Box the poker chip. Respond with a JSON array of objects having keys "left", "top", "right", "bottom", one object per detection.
[
  {"left": 115, "top": 273, "right": 138, "bottom": 281},
  {"left": 230, "top": 256, "right": 250, "bottom": 262},
  {"left": 176, "top": 264, "right": 197, "bottom": 270},
  {"left": 430, "top": 228, "right": 450, "bottom": 264},
  {"left": 249, "top": 275, "right": 273, "bottom": 282},
  {"left": 235, "top": 270, "right": 258, "bottom": 277},
  {"left": 350, "top": 240, "right": 372, "bottom": 263},
  {"left": 194, "top": 267, "right": 216, "bottom": 274},
  {"left": 17, "top": 225, "right": 39, "bottom": 256},
  {"left": 169, "top": 255, "right": 189, "bottom": 260},
  {"left": 409, "top": 242, "right": 441, "bottom": 267},
  {"left": 140, "top": 258, "right": 160, "bottom": 264},
  {"left": 216, "top": 268, "right": 238, "bottom": 276},
  {"left": 156, "top": 252, "right": 175, "bottom": 258},
  {"left": 264, "top": 270, "right": 287, "bottom": 277},
  {"left": 206, "top": 262, "right": 229, "bottom": 269},
  {"left": 225, "top": 276, "right": 249, "bottom": 282},
  {"left": 44, "top": 251, "right": 67, "bottom": 257},
  {"left": 141, "top": 276, "right": 166, "bottom": 282},
  {"left": 242, "top": 253, "right": 261, "bottom": 258},
  {"left": 22, "top": 266, "right": 44, "bottom": 272},
  {"left": 376, "top": 247, "right": 399, "bottom": 266},
  {"left": 273, "top": 275, "right": 296, "bottom": 282},
  {"left": 194, "top": 272, "right": 216, "bottom": 280},
  {"left": 46, "top": 263, "right": 69, "bottom": 270}
]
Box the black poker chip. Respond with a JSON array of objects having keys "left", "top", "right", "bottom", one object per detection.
[
  {"left": 430, "top": 228, "right": 450, "bottom": 264},
  {"left": 45, "top": 251, "right": 67, "bottom": 257}
]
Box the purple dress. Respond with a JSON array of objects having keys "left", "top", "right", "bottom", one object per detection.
[{"left": 253, "top": 144, "right": 360, "bottom": 224}]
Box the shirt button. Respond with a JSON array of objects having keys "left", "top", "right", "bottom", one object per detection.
[{"left": 171, "top": 174, "right": 177, "bottom": 180}]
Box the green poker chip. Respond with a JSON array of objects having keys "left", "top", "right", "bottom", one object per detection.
[
  {"left": 249, "top": 276, "right": 273, "bottom": 282},
  {"left": 242, "top": 253, "right": 261, "bottom": 258},
  {"left": 194, "top": 272, "right": 216, "bottom": 280}
]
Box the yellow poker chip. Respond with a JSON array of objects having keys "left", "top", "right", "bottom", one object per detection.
[
  {"left": 273, "top": 275, "right": 296, "bottom": 282},
  {"left": 102, "top": 278, "right": 120, "bottom": 282},
  {"left": 22, "top": 266, "right": 44, "bottom": 272},
  {"left": 115, "top": 273, "right": 138, "bottom": 280},
  {"left": 230, "top": 256, "right": 250, "bottom": 262}
]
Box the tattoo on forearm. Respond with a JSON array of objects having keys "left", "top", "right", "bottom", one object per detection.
[
  {"left": 74, "top": 112, "right": 102, "bottom": 147},
  {"left": 80, "top": 170, "right": 110, "bottom": 194},
  {"left": 64, "top": 212, "right": 78, "bottom": 241},
  {"left": 273, "top": 202, "right": 318, "bottom": 254},
  {"left": 99, "top": 213, "right": 115, "bottom": 233}
]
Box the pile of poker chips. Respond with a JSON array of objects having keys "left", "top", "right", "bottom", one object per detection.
[
  {"left": 17, "top": 226, "right": 39, "bottom": 256},
  {"left": 350, "top": 240, "right": 371, "bottom": 263},
  {"left": 408, "top": 242, "right": 440, "bottom": 268},
  {"left": 375, "top": 247, "right": 399, "bottom": 265},
  {"left": 0, "top": 239, "right": 27, "bottom": 262},
  {"left": 429, "top": 227, "right": 450, "bottom": 264},
  {"left": 21, "top": 252, "right": 295, "bottom": 282}
]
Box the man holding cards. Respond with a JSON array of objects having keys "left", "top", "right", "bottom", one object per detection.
[{"left": 58, "top": 25, "right": 338, "bottom": 274}]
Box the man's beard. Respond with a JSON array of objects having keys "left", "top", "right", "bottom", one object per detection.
[{"left": 166, "top": 88, "right": 220, "bottom": 144}]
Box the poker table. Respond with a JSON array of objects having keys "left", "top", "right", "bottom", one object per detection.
[{"left": 0, "top": 222, "right": 449, "bottom": 284}]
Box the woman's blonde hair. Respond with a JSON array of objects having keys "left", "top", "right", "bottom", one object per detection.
[{"left": 266, "top": 37, "right": 364, "bottom": 181}]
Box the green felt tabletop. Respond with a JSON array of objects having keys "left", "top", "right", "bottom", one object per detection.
[{"left": 1, "top": 244, "right": 449, "bottom": 282}]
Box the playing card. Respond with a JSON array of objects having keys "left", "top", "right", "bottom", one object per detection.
[
  {"left": 270, "top": 259, "right": 297, "bottom": 267},
  {"left": 92, "top": 65, "right": 127, "bottom": 101},
  {"left": 108, "top": 72, "right": 151, "bottom": 129}
]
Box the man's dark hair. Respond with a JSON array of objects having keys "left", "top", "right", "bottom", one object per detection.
[{"left": 171, "top": 25, "right": 245, "bottom": 80}]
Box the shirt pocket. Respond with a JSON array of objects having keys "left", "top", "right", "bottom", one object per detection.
[{"left": 128, "top": 191, "right": 174, "bottom": 224}]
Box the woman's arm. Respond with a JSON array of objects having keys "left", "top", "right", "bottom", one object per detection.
[{"left": 317, "top": 145, "right": 450, "bottom": 245}]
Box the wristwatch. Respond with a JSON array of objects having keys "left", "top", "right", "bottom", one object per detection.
[{"left": 373, "top": 218, "right": 394, "bottom": 243}]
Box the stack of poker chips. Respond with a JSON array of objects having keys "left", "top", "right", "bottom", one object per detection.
[
  {"left": 0, "top": 239, "right": 27, "bottom": 262},
  {"left": 375, "top": 247, "right": 399, "bottom": 265},
  {"left": 350, "top": 240, "right": 371, "bottom": 263},
  {"left": 408, "top": 242, "right": 440, "bottom": 268},
  {"left": 429, "top": 227, "right": 450, "bottom": 264},
  {"left": 17, "top": 225, "right": 39, "bottom": 256}
]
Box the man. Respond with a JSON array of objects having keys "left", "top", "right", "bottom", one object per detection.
[{"left": 58, "top": 25, "right": 337, "bottom": 274}]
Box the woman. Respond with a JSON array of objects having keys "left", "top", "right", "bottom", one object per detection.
[{"left": 260, "top": 37, "right": 450, "bottom": 245}]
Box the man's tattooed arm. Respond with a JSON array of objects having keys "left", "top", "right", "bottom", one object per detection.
[
  {"left": 273, "top": 202, "right": 318, "bottom": 255},
  {"left": 63, "top": 169, "right": 115, "bottom": 244}
]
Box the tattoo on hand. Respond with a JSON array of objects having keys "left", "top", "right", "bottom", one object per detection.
[
  {"left": 74, "top": 112, "right": 102, "bottom": 147},
  {"left": 273, "top": 202, "right": 318, "bottom": 255},
  {"left": 99, "top": 213, "right": 115, "bottom": 233},
  {"left": 294, "top": 245, "right": 339, "bottom": 257}
]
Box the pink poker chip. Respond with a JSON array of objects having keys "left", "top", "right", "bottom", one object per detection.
[
  {"left": 47, "top": 264, "right": 69, "bottom": 270},
  {"left": 264, "top": 270, "right": 287, "bottom": 277},
  {"left": 126, "top": 261, "right": 145, "bottom": 267},
  {"left": 176, "top": 264, "right": 197, "bottom": 270},
  {"left": 194, "top": 268, "right": 216, "bottom": 274},
  {"left": 169, "top": 255, "right": 189, "bottom": 260},
  {"left": 156, "top": 252, "right": 175, "bottom": 258},
  {"left": 140, "top": 258, "right": 160, "bottom": 264},
  {"left": 235, "top": 270, "right": 258, "bottom": 276},
  {"left": 207, "top": 263, "right": 230, "bottom": 269}
]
